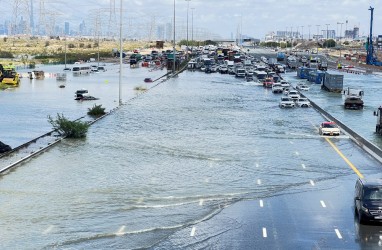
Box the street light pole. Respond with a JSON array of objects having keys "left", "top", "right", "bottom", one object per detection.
[
  {"left": 173, "top": 0, "right": 176, "bottom": 75},
  {"left": 325, "top": 24, "right": 330, "bottom": 49},
  {"left": 316, "top": 24, "right": 320, "bottom": 53},
  {"left": 185, "top": 0, "right": 191, "bottom": 59},
  {"left": 338, "top": 22, "right": 344, "bottom": 65},
  {"left": 119, "top": 0, "right": 123, "bottom": 105},
  {"left": 191, "top": 7, "right": 194, "bottom": 53}
]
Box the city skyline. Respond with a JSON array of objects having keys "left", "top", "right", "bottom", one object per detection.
[{"left": 0, "top": 0, "right": 381, "bottom": 41}]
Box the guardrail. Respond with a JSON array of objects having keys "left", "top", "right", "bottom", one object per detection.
[
  {"left": 309, "top": 99, "right": 382, "bottom": 163},
  {"left": 0, "top": 67, "right": 182, "bottom": 175}
]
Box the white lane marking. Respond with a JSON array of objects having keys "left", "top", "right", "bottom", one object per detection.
[
  {"left": 289, "top": 141, "right": 294, "bottom": 144},
  {"left": 199, "top": 199, "right": 204, "bottom": 206},
  {"left": 205, "top": 177, "right": 210, "bottom": 183},
  {"left": 259, "top": 200, "right": 264, "bottom": 207},
  {"left": 257, "top": 179, "right": 262, "bottom": 185},
  {"left": 335, "top": 229, "right": 343, "bottom": 239},
  {"left": 263, "top": 227, "right": 267, "bottom": 238},
  {"left": 301, "top": 163, "right": 306, "bottom": 169},
  {"left": 310, "top": 180, "right": 315, "bottom": 186},
  {"left": 190, "top": 226, "right": 196, "bottom": 237},
  {"left": 256, "top": 163, "right": 259, "bottom": 168},
  {"left": 43, "top": 225, "right": 54, "bottom": 235},
  {"left": 116, "top": 225, "right": 126, "bottom": 236},
  {"left": 320, "top": 200, "right": 327, "bottom": 208},
  {"left": 295, "top": 151, "right": 299, "bottom": 156}
]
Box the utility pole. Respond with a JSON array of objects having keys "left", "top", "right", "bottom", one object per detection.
[
  {"left": 191, "top": 7, "right": 194, "bottom": 53},
  {"left": 316, "top": 24, "right": 320, "bottom": 53},
  {"left": 185, "top": 0, "right": 191, "bottom": 59},
  {"left": 338, "top": 22, "right": 344, "bottom": 65},
  {"left": 173, "top": 0, "right": 176, "bottom": 75},
  {"left": 325, "top": 24, "right": 330, "bottom": 48}
]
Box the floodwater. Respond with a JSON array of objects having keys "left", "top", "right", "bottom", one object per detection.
[{"left": 1, "top": 62, "right": 382, "bottom": 249}]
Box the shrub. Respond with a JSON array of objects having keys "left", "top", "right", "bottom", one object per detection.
[
  {"left": 48, "top": 113, "right": 89, "bottom": 138},
  {"left": 87, "top": 104, "right": 106, "bottom": 117}
]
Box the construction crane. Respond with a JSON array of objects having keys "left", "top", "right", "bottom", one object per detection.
[{"left": 366, "top": 6, "right": 382, "bottom": 66}]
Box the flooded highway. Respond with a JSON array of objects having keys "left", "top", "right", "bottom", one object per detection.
[{"left": 1, "top": 55, "right": 382, "bottom": 249}]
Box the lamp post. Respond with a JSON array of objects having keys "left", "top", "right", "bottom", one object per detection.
[
  {"left": 338, "top": 22, "right": 344, "bottom": 65},
  {"left": 185, "top": 0, "right": 191, "bottom": 59},
  {"left": 173, "top": 0, "right": 176, "bottom": 75},
  {"left": 325, "top": 23, "right": 330, "bottom": 48},
  {"left": 316, "top": 24, "right": 320, "bottom": 54},
  {"left": 119, "top": 0, "right": 123, "bottom": 105},
  {"left": 191, "top": 7, "right": 194, "bottom": 53}
]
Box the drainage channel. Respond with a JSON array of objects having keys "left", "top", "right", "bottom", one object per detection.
[{"left": 0, "top": 68, "right": 182, "bottom": 175}]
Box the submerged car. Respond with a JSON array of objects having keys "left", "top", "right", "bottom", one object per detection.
[
  {"left": 279, "top": 97, "right": 295, "bottom": 108},
  {"left": 319, "top": 121, "right": 340, "bottom": 136},
  {"left": 355, "top": 178, "right": 382, "bottom": 224},
  {"left": 296, "top": 97, "right": 311, "bottom": 108},
  {"left": 272, "top": 83, "right": 283, "bottom": 93},
  {"left": 287, "top": 90, "right": 300, "bottom": 101},
  {"left": 296, "top": 83, "right": 310, "bottom": 91}
]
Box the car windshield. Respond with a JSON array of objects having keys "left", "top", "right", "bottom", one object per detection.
[
  {"left": 299, "top": 99, "right": 307, "bottom": 102},
  {"left": 364, "top": 188, "right": 382, "bottom": 200},
  {"left": 322, "top": 123, "right": 337, "bottom": 128}
]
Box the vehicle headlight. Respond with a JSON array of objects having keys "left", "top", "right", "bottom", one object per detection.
[{"left": 361, "top": 205, "right": 369, "bottom": 213}]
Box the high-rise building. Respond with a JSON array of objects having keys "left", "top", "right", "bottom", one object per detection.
[
  {"left": 157, "top": 24, "right": 165, "bottom": 40},
  {"left": 165, "top": 22, "right": 172, "bottom": 41},
  {"left": 64, "top": 22, "right": 70, "bottom": 35}
]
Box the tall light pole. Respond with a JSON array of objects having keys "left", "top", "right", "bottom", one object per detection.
[
  {"left": 338, "top": 22, "right": 344, "bottom": 64},
  {"left": 316, "top": 24, "right": 320, "bottom": 53},
  {"left": 191, "top": 7, "right": 194, "bottom": 53},
  {"left": 325, "top": 24, "right": 330, "bottom": 49},
  {"left": 173, "top": 0, "right": 176, "bottom": 75},
  {"left": 119, "top": 0, "right": 123, "bottom": 105},
  {"left": 185, "top": 0, "right": 191, "bottom": 59}
]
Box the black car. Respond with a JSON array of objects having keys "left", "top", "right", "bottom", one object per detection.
[{"left": 355, "top": 178, "right": 382, "bottom": 224}]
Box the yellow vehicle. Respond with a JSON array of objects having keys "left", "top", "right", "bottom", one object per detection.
[{"left": 2, "top": 65, "right": 20, "bottom": 86}]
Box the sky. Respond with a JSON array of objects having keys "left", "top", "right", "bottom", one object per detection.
[{"left": 1, "top": 0, "right": 382, "bottom": 40}]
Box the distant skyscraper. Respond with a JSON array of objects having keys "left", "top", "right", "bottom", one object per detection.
[
  {"left": 64, "top": 21, "right": 70, "bottom": 35},
  {"left": 157, "top": 24, "right": 165, "bottom": 40},
  {"left": 165, "top": 22, "right": 172, "bottom": 41}
]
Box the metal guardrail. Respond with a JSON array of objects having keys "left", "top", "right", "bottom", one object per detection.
[
  {"left": 0, "top": 68, "right": 180, "bottom": 175},
  {"left": 309, "top": 99, "right": 382, "bottom": 163}
]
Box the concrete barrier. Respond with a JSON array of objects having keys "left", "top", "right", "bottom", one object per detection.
[{"left": 309, "top": 99, "right": 382, "bottom": 164}]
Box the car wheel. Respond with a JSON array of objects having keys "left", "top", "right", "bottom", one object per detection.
[{"left": 358, "top": 212, "right": 366, "bottom": 224}]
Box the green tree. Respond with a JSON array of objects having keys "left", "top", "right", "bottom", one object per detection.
[{"left": 323, "top": 39, "right": 336, "bottom": 48}]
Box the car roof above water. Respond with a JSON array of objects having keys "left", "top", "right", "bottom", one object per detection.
[{"left": 359, "top": 178, "right": 382, "bottom": 187}]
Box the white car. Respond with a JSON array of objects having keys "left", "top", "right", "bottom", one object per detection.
[
  {"left": 319, "top": 121, "right": 340, "bottom": 136},
  {"left": 279, "top": 97, "right": 295, "bottom": 108},
  {"left": 296, "top": 83, "right": 310, "bottom": 91},
  {"left": 296, "top": 97, "right": 312, "bottom": 108},
  {"left": 287, "top": 90, "right": 300, "bottom": 101},
  {"left": 272, "top": 83, "right": 283, "bottom": 93},
  {"left": 280, "top": 80, "right": 290, "bottom": 89}
]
